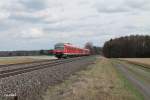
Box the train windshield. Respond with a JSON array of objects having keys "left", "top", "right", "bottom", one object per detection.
[{"left": 55, "top": 43, "right": 64, "bottom": 50}]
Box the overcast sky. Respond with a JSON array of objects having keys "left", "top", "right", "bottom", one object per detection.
[{"left": 0, "top": 0, "right": 150, "bottom": 51}]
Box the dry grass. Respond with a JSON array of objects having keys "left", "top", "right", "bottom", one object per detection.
[
  {"left": 0, "top": 57, "right": 42, "bottom": 65},
  {"left": 43, "top": 57, "right": 143, "bottom": 100},
  {"left": 120, "top": 58, "right": 150, "bottom": 68}
]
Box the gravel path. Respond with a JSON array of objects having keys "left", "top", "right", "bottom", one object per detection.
[
  {"left": 0, "top": 56, "right": 95, "bottom": 100},
  {"left": 114, "top": 62, "right": 150, "bottom": 100}
]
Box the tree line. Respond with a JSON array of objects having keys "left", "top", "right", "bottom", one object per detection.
[
  {"left": 103, "top": 35, "right": 150, "bottom": 58},
  {"left": 0, "top": 50, "right": 52, "bottom": 57}
]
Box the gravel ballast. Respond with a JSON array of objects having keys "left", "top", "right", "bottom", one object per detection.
[{"left": 0, "top": 56, "right": 95, "bottom": 100}]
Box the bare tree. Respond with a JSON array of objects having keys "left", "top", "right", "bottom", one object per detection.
[{"left": 85, "top": 42, "right": 95, "bottom": 54}]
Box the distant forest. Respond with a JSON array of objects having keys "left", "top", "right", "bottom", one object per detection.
[
  {"left": 0, "top": 50, "right": 52, "bottom": 57},
  {"left": 103, "top": 35, "right": 150, "bottom": 58}
]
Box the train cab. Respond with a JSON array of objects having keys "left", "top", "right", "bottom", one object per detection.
[{"left": 53, "top": 43, "right": 65, "bottom": 58}]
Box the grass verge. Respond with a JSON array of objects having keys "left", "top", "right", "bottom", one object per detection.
[
  {"left": 114, "top": 60, "right": 150, "bottom": 88},
  {"left": 112, "top": 60, "right": 144, "bottom": 100}
]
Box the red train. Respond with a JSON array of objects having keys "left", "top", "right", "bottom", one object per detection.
[{"left": 52, "top": 43, "right": 90, "bottom": 58}]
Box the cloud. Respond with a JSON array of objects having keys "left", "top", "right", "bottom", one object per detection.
[
  {"left": 15, "top": 27, "right": 45, "bottom": 39},
  {"left": 19, "top": 0, "right": 47, "bottom": 11},
  {"left": 0, "top": 0, "right": 150, "bottom": 50},
  {"left": 95, "top": 0, "right": 150, "bottom": 13},
  {"left": 95, "top": 0, "right": 129, "bottom": 13},
  {"left": 125, "top": 0, "right": 150, "bottom": 10},
  {"left": 9, "top": 12, "right": 47, "bottom": 24}
]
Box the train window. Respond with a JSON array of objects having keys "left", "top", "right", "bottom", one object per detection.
[
  {"left": 55, "top": 46, "right": 64, "bottom": 50},
  {"left": 55, "top": 43, "right": 64, "bottom": 50}
]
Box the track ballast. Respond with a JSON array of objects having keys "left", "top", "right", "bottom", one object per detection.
[{"left": 0, "top": 57, "right": 87, "bottom": 79}]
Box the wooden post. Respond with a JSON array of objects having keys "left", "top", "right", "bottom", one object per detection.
[{"left": 14, "top": 96, "right": 18, "bottom": 100}]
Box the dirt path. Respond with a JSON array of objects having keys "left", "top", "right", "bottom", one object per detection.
[{"left": 114, "top": 62, "right": 150, "bottom": 100}]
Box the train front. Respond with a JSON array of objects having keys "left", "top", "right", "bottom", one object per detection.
[{"left": 53, "top": 43, "right": 64, "bottom": 58}]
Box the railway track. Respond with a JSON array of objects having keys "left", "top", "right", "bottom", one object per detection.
[{"left": 0, "top": 57, "right": 86, "bottom": 79}]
